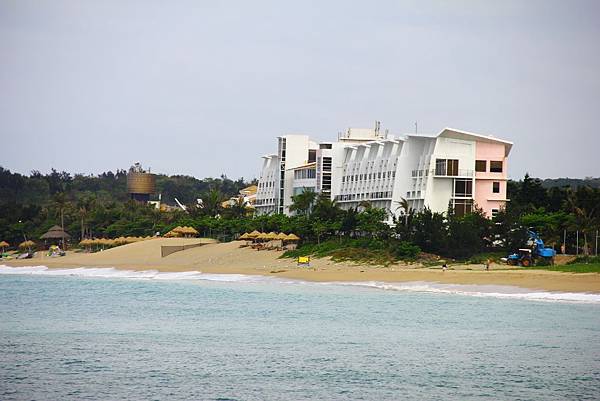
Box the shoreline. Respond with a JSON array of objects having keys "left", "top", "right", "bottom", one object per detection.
[{"left": 2, "top": 239, "right": 599, "bottom": 294}]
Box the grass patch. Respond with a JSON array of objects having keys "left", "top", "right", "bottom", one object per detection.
[
  {"left": 520, "top": 263, "right": 600, "bottom": 273},
  {"left": 567, "top": 256, "right": 600, "bottom": 265},
  {"left": 460, "top": 251, "right": 507, "bottom": 264},
  {"left": 281, "top": 238, "right": 420, "bottom": 266}
]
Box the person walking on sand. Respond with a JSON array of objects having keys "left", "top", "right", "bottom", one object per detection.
[
  {"left": 485, "top": 258, "right": 491, "bottom": 271},
  {"left": 442, "top": 263, "right": 448, "bottom": 272}
]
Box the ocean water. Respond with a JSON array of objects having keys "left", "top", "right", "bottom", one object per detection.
[{"left": 1, "top": 266, "right": 599, "bottom": 400}]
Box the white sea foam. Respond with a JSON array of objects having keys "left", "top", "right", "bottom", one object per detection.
[
  {"left": 1, "top": 265, "right": 599, "bottom": 304},
  {"left": 0, "top": 265, "right": 253, "bottom": 282},
  {"left": 330, "top": 281, "right": 600, "bottom": 304}
]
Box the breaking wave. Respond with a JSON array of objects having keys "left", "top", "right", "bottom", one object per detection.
[{"left": 1, "top": 265, "right": 599, "bottom": 304}]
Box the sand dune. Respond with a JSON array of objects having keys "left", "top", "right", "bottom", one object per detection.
[{"left": 3, "top": 239, "right": 600, "bottom": 293}]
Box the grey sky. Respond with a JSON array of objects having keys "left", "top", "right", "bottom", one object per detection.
[{"left": 1, "top": 0, "right": 598, "bottom": 180}]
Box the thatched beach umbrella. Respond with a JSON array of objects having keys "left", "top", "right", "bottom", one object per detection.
[
  {"left": 0, "top": 240, "right": 8, "bottom": 253},
  {"left": 275, "top": 233, "right": 288, "bottom": 241},
  {"left": 285, "top": 233, "right": 300, "bottom": 242},
  {"left": 164, "top": 228, "right": 181, "bottom": 238},
  {"left": 164, "top": 226, "right": 181, "bottom": 238},
  {"left": 19, "top": 240, "right": 35, "bottom": 251},
  {"left": 183, "top": 226, "right": 198, "bottom": 237},
  {"left": 247, "top": 230, "right": 261, "bottom": 238},
  {"left": 79, "top": 239, "right": 93, "bottom": 251},
  {"left": 265, "top": 232, "right": 277, "bottom": 240},
  {"left": 239, "top": 233, "right": 250, "bottom": 240},
  {"left": 40, "top": 225, "right": 71, "bottom": 247},
  {"left": 96, "top": 238, "right": 114, "bottom": 248}
]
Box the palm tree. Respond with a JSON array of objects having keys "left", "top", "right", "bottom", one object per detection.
[
  {"left": 77, "top": 196, "right": 95, "bottom": 240},
  {"left": 53, "top": 192, "right": 69, "bottom": 248},
  {"left": 394, "top": 197, "right": 412, "bottom": 226},
  {"left": 289, "top": 188, "right": 317, "bottom": 216},
  {"left": 202, "top": 189, "right": 224, "bottom": 217},
  {"left": 567, "top": 188, "right": 598, "bottom": 256}
]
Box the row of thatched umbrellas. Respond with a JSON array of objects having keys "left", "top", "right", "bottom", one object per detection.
[
  {"left": 164, "top": 226, "right": 199, "bottom": 238},
  {"left": 0, "top": 240, "right": 35, "bottom": 251},
  {"left": 239, "top": 230, "right": 300, "bottom": 242},
  {"left": 0, "top": 236, "right": 153, "bottom": 252},
  {"left": 80, "top": 236, "right": 152, "bottom": 247},
  {"left": 1, "top": 229, "right": 299, "bottom": 252}
]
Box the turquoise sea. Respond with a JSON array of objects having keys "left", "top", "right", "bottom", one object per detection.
[{"left": 1, "top": 265, "right": 599, "bottom": 400}]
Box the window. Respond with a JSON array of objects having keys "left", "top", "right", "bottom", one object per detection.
[
  {"left": 454, "top": 199, "right": 473, "bottom": 217},
  {"left": 319, "top": 143, "right": 332, "bottom": 149},
  {"left": 493, "top": 182, "right": 500, "bottom": 193},
  {"left": 293, "top": 168, "right": 316, "bottom": 180},
  {"left": 454, "top": 179, "right": 473, "bottom": 197},
  {"left": 435, "top": 159, "right": 459, "bottom": 175},
  {"left": 447, "top": 159, "right": 459, "bottom": 176},
  {"left": 491, "top": 209, "right": 499, "bottom": 219},
  {"left": 308, "top": 149, "right": 317, "bottom": 163},
  {"left": 475, "top": 160, "right": 487, "bottom": 172},
  {"left": 490, "top": 161, "right": 503, "bottom": 173},
  {"left": 435, "top": 159, "right": 446, "bottom": 175}
]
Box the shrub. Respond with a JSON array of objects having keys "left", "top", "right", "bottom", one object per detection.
[{"left": 393, "top": 241, "right": 420, "bottom": 259}]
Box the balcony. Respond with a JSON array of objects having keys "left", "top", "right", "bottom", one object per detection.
[{"left": 411, "top": 169, "right": 474, "bottom": 178}]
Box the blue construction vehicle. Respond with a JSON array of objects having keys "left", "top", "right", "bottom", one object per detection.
[{"left": 506, "top": 229, "right": 556, "bottom": 266}]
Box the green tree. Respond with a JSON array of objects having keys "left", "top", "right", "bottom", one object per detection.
[
  {"left": 394, "top": 197, "right": 412, "bottom": 227},
  {"left": 408, "top": 208, "right": 448, "bottom": 255},
  {"left": 52, "top": 192, "right": 69, "bottom": 247},
  {"left": 77, "top": 195, "right": 96, "bottom": 240},
  {"left": 446, "top": 208, "right": 492, "bottom": 258},
  {"left": 357, "top": 208, "right": 389, "bottom": 238},
  {"left": 289, "top": 188, "right": 317, "bottom": 216},
  {"left": 201, "top": 189, "right": 224, "bottom": 217},
  {"left": 567, "top": 187, "right": 600, "bottom": 255}
]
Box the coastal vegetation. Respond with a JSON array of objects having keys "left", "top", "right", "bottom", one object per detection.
[
  {"left": 520, "top": 256, "right": 600, "bottom": 273},
  {"left": 1, "top": 167, "right": 599, "bottom": 264}
]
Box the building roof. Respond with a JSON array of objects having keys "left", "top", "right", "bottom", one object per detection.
[
  {"left": 288, "top": 162, "right": 316, "bottom": 171},
  {"left": 438, "top": 127, "right": 513, "bottom": 156},
  {"left": 405, "top": 133, "right": 438, "bottom": 138},
  {"left": 404, "top": 128, "right": 512, "bottom": 156},
  {"left": 240, "top": 185, "right": 258, "bottom": 195}
]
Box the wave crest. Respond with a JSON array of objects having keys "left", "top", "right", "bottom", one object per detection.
[{"left": 1, "top": 265, "right": 599, "bottom": 304}]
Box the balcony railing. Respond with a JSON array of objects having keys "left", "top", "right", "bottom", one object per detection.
[{"left": 411, "top": 169, "right": 474, "bottom": 178}]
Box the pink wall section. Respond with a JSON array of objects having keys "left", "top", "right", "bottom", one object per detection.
[{"left": 474, "top": 141, "right": 508, "bottom": 217}]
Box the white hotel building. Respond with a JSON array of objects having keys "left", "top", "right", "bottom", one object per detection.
[{"left": 255, "top": 124, "right": 512, "bottom": 221}]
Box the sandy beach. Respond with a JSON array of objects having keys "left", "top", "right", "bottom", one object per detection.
[{"left": 3, "top": 238, "right": 600, "bottom": 293}]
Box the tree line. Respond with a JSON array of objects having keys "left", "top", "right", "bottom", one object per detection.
[{"left": 1, "top": 166, "right": 599, "bottom": 260}]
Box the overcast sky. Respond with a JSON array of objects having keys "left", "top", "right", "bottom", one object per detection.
[{"left": 1, "top": 0, "right": 598, "bottom": 181}]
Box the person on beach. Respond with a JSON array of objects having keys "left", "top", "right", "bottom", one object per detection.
[
  {"left": 485, "top": 259, "right": 491, "bottom": 271},
  {"left": 442, "top": 263, "right": 448, "bottom": 272}
]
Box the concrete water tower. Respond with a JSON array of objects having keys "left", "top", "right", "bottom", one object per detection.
[{"left": 126, "top": 162, "right": 156, "bottom": 202}]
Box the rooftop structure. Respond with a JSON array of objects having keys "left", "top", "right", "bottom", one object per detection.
[
  {"left": 126, "top": 162, "right": 156, "bottom": 203},
  {"left": 222, "top": 185, "right": 258, "bottom": 209}
]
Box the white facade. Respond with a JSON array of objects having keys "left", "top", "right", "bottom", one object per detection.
[
  {"left": 254, "top": 154, "right": 279, "bottom": 214},
  {"left": 255, "top": 125, "right": 512, "bottom": 220}
]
